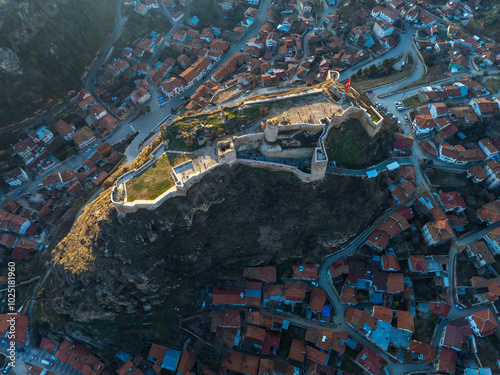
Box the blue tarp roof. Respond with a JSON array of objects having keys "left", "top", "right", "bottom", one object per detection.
[
  {"left": 371, "top": 292, "right": 384, "bottom": 304},
  {"left": 370, "top": 321, "right": 393, "bottom": 351},
  {"left": 322, "top": 306, "right": 331, "bottom": 317},
  {"left": 346, "top": 338, "right": 358, "bottom": 350},
  {"left": 162, "top": 349, "right": 181, "bottom": 371},
  {"left": 245, "top": 289, "right": 261, "bottom": 297},
  {"left": 390, "top": 328, "right": 412, "bottom": 349}
]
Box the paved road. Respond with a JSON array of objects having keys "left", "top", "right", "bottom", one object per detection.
[{"left": 84, "top": 0, "right": 126, "bottom": 91}]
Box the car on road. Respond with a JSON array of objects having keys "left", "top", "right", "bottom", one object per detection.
[
  {"left": 50, "top": 356, "right": 58, "bottom": 362},
  {"left": 31, "top": 356, "right": 38, "bottom": 361},
  {"left": 455, "top": 304, "right": 463, "bottom": 310},
  {"left": 85, "top": 148, "right": 91, "bottom": 152},
  {"left": 0, "top": 339, "right": 6, "bottom": 344},
  {"left": 16, "top": 190, "right": 22, "bottom": 195},
  {"left": 3, "top": 365, "right": 10, "bottom": 373}
]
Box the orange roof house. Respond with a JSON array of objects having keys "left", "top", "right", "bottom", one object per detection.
[
  {"left": 288, "top": 339, "right": 306, "bottom": 362},
  {"left": 397, "top": 310, "right": 415, "bottom": 332},
  {"left": 372, "top": 306, "right": 393, "bottom": 323},
  {"left": 467, "top": 309, "right": 499, "bottom": 337}
]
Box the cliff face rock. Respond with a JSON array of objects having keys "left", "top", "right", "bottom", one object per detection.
[{"left": 50, "top": 164, "right": 389, "bottom": 324}]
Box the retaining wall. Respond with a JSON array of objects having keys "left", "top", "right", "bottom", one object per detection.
[{"left": 236, "top": 159, "right": 311, "bottom": 181}]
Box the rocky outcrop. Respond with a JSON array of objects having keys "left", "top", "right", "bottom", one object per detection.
[{"left": 48, "top": 162, "right": 389, "bottom": 333}]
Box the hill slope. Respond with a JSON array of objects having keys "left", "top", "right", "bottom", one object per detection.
[{"left": 0, "top": 0, "right": 115, "bottom": 128}]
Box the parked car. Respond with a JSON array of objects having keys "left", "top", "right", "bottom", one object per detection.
[
  {"left": 3, "top": 365, "right": 10, "bottom": 373},
  {"left": 41, "top": 360, "right": 53, "bottom": 367},
  {"left": 30, "top": 356, "right": 38, "bottom": 361}
]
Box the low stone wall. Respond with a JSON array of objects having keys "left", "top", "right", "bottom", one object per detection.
[
  {"left": 236, "top": 159, "right": 311, "bottom": 182},
  {"left": 244, "top": 88, "right": 324, "bottom": 106},
  {"left": 278, "top": 123, "right": 326, "bottom": 132},
  {"left": 112, "top": 163, "right": 222, "bottom": 216},
  {"left": 328, "top": 105, "right": 382, "bottom": 137},
  {"left": 233, "top": 133, "right": 265, "bottom": 147},
  {"left": 260, "top": 144, "right": 315, "bottom": 159}
]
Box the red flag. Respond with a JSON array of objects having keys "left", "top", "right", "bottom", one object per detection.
[{"left": 345, "top": 78, "right": 351, "bottom": 93}]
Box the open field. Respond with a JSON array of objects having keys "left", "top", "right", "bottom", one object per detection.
[
  {"left": 266, "top": 93, "right": 341, "bottom": 124},
  {"left": 126, "top": 153, "right": 191, "bottom": 201},
  {"left": 167, "top": 105, "right": 268, "bottom": 151},
  {"left": 325, "top": 118, "right": 393, "bottom": 168}
]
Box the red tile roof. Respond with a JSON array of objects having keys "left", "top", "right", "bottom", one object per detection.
[
  {"left": 428, "top": 301, "right": 451, "bottom": 318},
  {"left": 309, "top": 286, "right": 327, "bottom": 313},
  {"left": 340, "top": 286, "right": 358, "bottom": 304},
  {"left": 409, "top": 340, "right": 435, "bottom": 364},
  {"left": 288, "top": 339, "right": 306, "bottom": 362},
  {"left": 305, "top": 346, "right": 327, "bottom": 365},
  {"left": 386, "top": 273, "right": 405, "bottom": 293},
  {"left": 222, "top": 352, "right": 259, "bottom": 375},
  {"left": 468, "top": 309, "right": 499, "bottom": 335},
  {"left": 372, "top": 306, "right": 393, "bottom": 323},
  {"left": 397, "top": 310, "right": 415, "bottom": 332},
  {"left": 356, "top": 346, "right": 384, "bottom": 375},
  {"left": 284, "top": 281, "right": 306, "bottom": 301},
  {"left": 293, "top": 264, "right": 319, "bottom": 280},
  {"left": 243, "top": 266, "right": 277, "bottom": 282},
  {"left": 438, "top": 191, "right": 467, "bottom": 211}
]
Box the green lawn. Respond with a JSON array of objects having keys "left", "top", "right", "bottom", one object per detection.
[
  {"left": 402, "top": 94, "right": 427, "bottom": 108},
  {"left": 126, "top": 153, "right": 191, "bottom": 201},
  {"left": 325, "top": 118, "right": 374, "bottom": 168},
  {"left": 53, "top": 143, "right": 77, "bottom": 161}
]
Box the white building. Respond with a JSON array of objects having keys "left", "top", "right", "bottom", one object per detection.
[
  {"left": 373, "top": 19, "right": 395, "bottom": 39},
  {"left": 4, "top": 167, "right": 29, "bottom": 187}
]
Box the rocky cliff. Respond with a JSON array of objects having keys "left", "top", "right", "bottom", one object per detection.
[{"left": 46, "top": 146, "right": 389, "bottom": 347}]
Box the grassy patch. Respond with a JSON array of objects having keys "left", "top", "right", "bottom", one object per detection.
[
  {"left": 402, "top": 94, "right": 427, "bottom": 109},
  {"left": 482, "top": 75, "right": 500, "bottom": 94},
  {"left": 167, "top": 105, "right": 268, "bottom": 150},
  {"left": 340, "top": 346, "right": 361, "bottom": 374},
  {"left": 127, "top": 153, "right": 191, "bottom": 201},
  {"left": 53, "top": 143, "right": 77, "bottom": 161}
]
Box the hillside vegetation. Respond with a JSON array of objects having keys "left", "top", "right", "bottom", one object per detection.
[{"left": 0, "top": 0, "right": 115, "bottom": 128}]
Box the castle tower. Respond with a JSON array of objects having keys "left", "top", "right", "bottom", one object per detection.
[
  {"left": 310, "top": 148, "right": 328, "bottom": 181},
  {"left": 264, "top": 120, "right": 279, "bottom": 143}
]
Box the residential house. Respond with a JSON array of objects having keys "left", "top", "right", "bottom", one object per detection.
[
  {"left": 52, "top": 119, "right": 75, "bottom": 141},
  {"left": 467, "top": 309, "right": 499, "bottom": 337},
  {"left": 373, "top": 19, "right": 394, "bottom": 39},
  {"left": 465, "top": 241, "right": 495, "bottom": 267},
  {"left": 469, "top": 98, "right": 499, "bottom": 117},
  {"left": 160, "top": 77, "right": 188, "bottom": 98},
  {"left": 478, "top": 138, "right": 500, "bottom": 160},
  {"left": 71, "top": 127, "right": 96, "bottom": 149},
  {"left": 42, "top": 172, "right": 62, "bottom": 189},
  {"left": 26, "top": 126, "right": 54, "bottom": 145},
  {"left": 413, "top": 115, "right": 434, "bottom": 135},
  {"left": 422, "top": 220, "right": 455, "bottom": 246},
  {"left": 89, "top": 103, "right": 107, "bottom": 121},
  {"left": 483, "top": 227, "right": 500, "bottom": 255},
  {"left": 438, "top": 192, "right": 467, "bottom": 213},
  {"left": 429, "top": 103, "right": 448, "bottom": 118},
  {"left": 477, "top": 200, "right": 500, "bottom": 225},
  {"left": 299, "top": 0, "right": 313, "bottom": 16},
  {"left": 0, "top": 210, "right": 31, "bottom": 235},
  {"left": 4, "top": 167, "right": 29, "bottom": 187},
  {"left": 484, "top": 160, "right": 500, "bottom": 189},
  {"left": 130, "top": 87, "right": 151, "bottom": 105}
]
